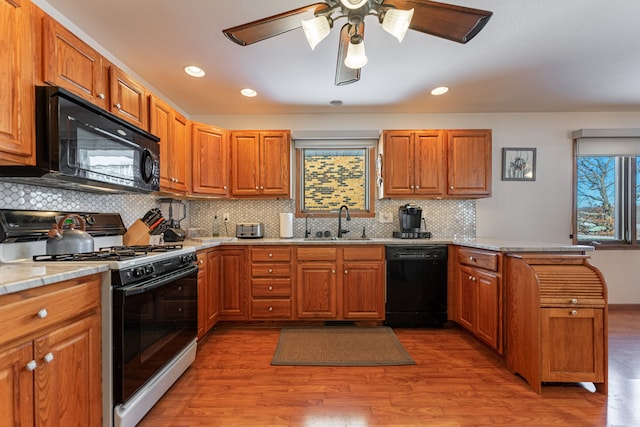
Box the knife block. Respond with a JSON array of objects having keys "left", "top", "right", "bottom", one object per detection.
[{"left": 123, "top": 219, "right": 150, "bottom": 246}]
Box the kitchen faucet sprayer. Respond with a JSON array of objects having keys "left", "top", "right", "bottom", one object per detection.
[{"left": 338, "top": 205, "right": 351, "bottom": 238}]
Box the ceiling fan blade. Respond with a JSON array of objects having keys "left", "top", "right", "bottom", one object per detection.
[
  {"left": 335, "top": 23, "right": 362, "bottom": 86},
  {"left": 223, "top": 3, "right": 331, "bottom": 46},
  {"left": 384, "top": 0, "right": 492, "bottom": 44}
]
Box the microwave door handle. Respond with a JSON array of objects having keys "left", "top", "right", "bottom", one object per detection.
[
  {"left": 120, "top": 265, "right": 198, "bottom": 296},
  {"left": 75, "top": 118, "right": 144, "bottom": 151}
]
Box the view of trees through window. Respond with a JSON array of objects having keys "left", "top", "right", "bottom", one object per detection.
[{"left": 575, "top": 155, "right": 640, "bottom": 245}]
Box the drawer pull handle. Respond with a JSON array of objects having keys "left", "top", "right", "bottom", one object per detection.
[
  {"left": 570, "top": 310, "right": 578, "bottom": 316},
  {"left": 37, "top": 308, "right": 48, "bottom": 319},
  {"left": 268, "top": 286, "right": 273, "bottom": 291},
  {"left": 43, "top": 353, "right": 54, "bottom": 364},
  {"left": 268, "top": 306, "right": 273, "bottom": 312},
  {"left": 26, "top": 360, "right": 37, "bottom": 372},
  {"left": 570, "top": 298, "right": 578, "bottom": 304}
]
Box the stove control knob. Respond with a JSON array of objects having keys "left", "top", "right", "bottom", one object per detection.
[
  {"left": 133, "top": 267, "right": 145, "bottom": 278},
  {"left": 144, "top": 265, "right": 154, "bottom": 275}
]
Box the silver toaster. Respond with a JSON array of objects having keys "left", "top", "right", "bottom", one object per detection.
[{"left": 235, "top": 222, "right": 265, "bottom": 239}]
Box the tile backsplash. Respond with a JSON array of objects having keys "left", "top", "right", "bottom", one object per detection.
[{"left": 1, "top": 182, "right": 475, "bottom": 239}]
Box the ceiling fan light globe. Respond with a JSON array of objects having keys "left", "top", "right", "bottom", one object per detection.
[
  {"left": 344, "top": 39, "right": 368, "bottom": 69},
  {"left": 301, "top": 16, "right": 331, "bottom": 50},
  {"left": 382, "top": 8, "right": 414, "bottom": 42},
  {"left": 340, "top": 0, "right": 368, "bottom": 10}
]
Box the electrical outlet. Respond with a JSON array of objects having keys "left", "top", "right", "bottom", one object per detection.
[
  {"left": 223, "top": 213, "right": 230, "bottom": 222},
  {"left": 380, "top": 212, "right": 393, "bottom": 223}
]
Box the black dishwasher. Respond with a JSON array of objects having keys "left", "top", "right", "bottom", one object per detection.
[{"left": 385, "top": 245, "right": 448, "bottom": 327}]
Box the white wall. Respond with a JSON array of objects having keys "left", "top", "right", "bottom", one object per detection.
[{"left": 193, "top": 111, "right": 640, "bottom": 304}]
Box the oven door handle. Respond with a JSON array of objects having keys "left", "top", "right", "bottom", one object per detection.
[{"left": 119, "top": 264, "right": 198, "bottom": 296}]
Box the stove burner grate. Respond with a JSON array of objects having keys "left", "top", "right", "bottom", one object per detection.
[{"left": 32, "top": 244, "right": 184, "bottom": 262}]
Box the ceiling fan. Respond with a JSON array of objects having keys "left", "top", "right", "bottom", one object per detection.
[{"left": 222, "top": 0, "right": 493, "bottom": 86}]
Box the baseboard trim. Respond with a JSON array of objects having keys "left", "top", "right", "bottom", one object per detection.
[{"left": 608, "top": 304, "right": 640, "bottom": 310}]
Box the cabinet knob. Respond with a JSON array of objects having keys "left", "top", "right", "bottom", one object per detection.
[
  {"left": 332, "top": 270, "right": 336, "bottom": 274},
  {"left": 268, "top": 268, "right": 273, "bottom": 273},
  {"left": 37, "top": 308, "right": 48, "bottom": 319},
  {"left": 115, "top": 103, "right": 122, "bottom": 110},
  {"left": 268, "top": 253, "right": 273, "bottom": 257},
  {"left": 268, "top": 306, "right": 273, "bottom": 312},
  {"left": 43, "top": 353, "right": 54, "bottom": 364},
  {"left": 570, "top": 298, "right": 578, "bottom": 304},
  {"left": 415, "top": 186, "right": 420, "bottom": 189},
  {"left": 570, "top": 310, "right": 578, "bottom": 316},
  {"left": 98, "top": 93, "right": 105, "bottom": 99},
  {"left": 469, "top": 256, "right": 475, "bottom": 262},
  {"left": 26, "top": 360, "right": 37, "bottom": 372},
  {"left": 268, "top": 286, "right": 273, "bottom": 291},
  {"left": 450, "top": 186, "right": 454, "bottom": 190},
  {"left": 260, "top": 186, "right": 264, "bottom": 190},
  {"left": 255, "top": 186, "right": 259, "bottom": 190},
  {"left": 223, "top": 185, "right": 228, "bottom": 190},
  {"left": 199, "top": 260, "right": 204, "bottom": 264},
  {"left": 344, "top": 270, "right": 348, "bottom": 275}
]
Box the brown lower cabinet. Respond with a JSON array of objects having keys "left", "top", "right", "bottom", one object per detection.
[
  {"left": 197, "top": 248, "right": 220, "bottom": 339},
  {"left": 0, "top": 275, "right": 102, "bottom": 426}
]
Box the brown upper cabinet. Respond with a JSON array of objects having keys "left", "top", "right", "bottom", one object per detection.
[
  {"left": 42, "top": 15, "right": 107, "bottom": 108},
  {"left": 191, "top": 122, "right": 229, "bottom": 197},
  {"left": 149, "top": 95, "right": 189, "bottom": 194},
  {"left": 41, "top": 14, "right": 147, "bottom": 129},
  {"left": 0, "top": 0, "right": 35, "bottom": 165},
  {"left": 381, "top": 129, "right": 492, "bottom": 199},
  {"left": 230, "top": 131, "right": 291, "bottom": 198}
]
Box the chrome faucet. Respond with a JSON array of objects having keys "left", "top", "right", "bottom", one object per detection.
[{"left": 337, "top": 205, "right": 351, "bottom": 238}]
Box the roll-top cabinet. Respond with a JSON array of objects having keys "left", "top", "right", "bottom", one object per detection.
[
  {"left": 250, "top": 246, "right": 293, "bottom": 319},
  {"left": 0, "top": 0, "right": 35, "bottom": 165},
  {"left": 505, "top": 254, "right": 607, "bottom": 394},
  {"left": 454, "top": 247, "right": 502, "bottom": 353},
  {"left": 191, "top": 123, "right": 229, "bottom": 196},
  {"left": 0, "top": 275, "right": 102, "bottom": 426},
  {"left": 230, "top": 130, "right": 290, "bottom": 198},
  {"left": 150, "top": 95, "right": 189, "bottom": 194},
  {"left": 380, "top": 129, "right": 491, "bottom": 199}
]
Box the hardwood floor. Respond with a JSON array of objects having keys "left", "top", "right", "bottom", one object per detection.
[{"left": 139, "top": 309, "right": 639, "bottom": 427}]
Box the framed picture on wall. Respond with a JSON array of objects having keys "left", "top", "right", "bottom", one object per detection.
[{"left": 502, "top": 148, "right": 536, "bottom": 181}]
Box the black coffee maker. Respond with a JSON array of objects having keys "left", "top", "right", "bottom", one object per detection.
[{"left": 393, "top": 204, "right": 432, "bottom": 239}]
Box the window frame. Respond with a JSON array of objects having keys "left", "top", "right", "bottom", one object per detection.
[
  {"left": 572, "top": 139, "right": 640, "bottom": 249},
  {"left": 294, "top": 145, "right": 376, "bottom": 218}
]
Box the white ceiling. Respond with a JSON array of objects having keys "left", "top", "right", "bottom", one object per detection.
[{"left": 39, "top": 0, "right": 640, "bottom": 116}]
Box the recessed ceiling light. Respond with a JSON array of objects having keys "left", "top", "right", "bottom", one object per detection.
[
  {"left": 184, "top": 65, "right": 205, "bottom": 77},
  {"left": 431, "top": 86, "right": 449, "bottom": 95},
  {"left": 241, "top": 88, "right": 257, "bottom": 97}
]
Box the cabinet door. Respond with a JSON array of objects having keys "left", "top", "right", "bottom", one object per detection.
[
  {"left": 0, "top": 0, "right": 35, "bottom": 165},
  {"left": 219, "top": 248, "right": 247, "bottom": 319},
  {"left": 191, "top": 123, "right": 229, "bottom": 196},
  {"left": 414, "top": 131, "right": 446, "bottom": 196},
  {"left": 196, "top": 251, "right": 207, "bottom": 339},
  {"left": 297, "top": 262, "right": 337, "bottom": 319},
  {"left": 475, "top": 269, "right": 500, "bottom": 350},
  {"left": 34, "top": 313, "right": 101, "bottom": 427},
  {"left": 342, "top": 261, "right": 385, "bottom": 319},
  {"left": 149, "top": 95, "right": 173, "bottom": 190},
  {"left": 0, "top": 342, "right": 33, "bottom": 427},
  {"left": 231, "top": 132, "right": 260, "bottom": 196},
  {"left": 457, "top": 266, "right": 476, "bottom": 331},
  {"left": 109, "top": 66, "right": 147, "bottom": 129},
  {"left": 382, "top": 131, "right": 414, "bottom": 196},
  {"left": 42, "top": 15, "right": 105, "bottom": 106},
  {"left": 447, "top": 129, "right": 492, "bottom": 196},
  {"left": 206, "top": 250, "right": 220, "bottom": 329},
  {"left": 260, "top": 131, "right": 290, "bottom": 196},
  {"left": 540, "top": 308, "right": 605, "bottom": 383},
  {"left": 171, "top": 112, "right": 189, "bottom": 193}
]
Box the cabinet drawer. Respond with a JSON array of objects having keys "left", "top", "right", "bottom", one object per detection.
[
  {"left": 251, "top": 299, "right": 292, "bottom": 319},
  {"left": 343, "top": 246, "right": 384, "bottom": 261},
  {"left": 297, "top": 246, "right": 337, "bottom": 261},
  {"left": 251, "top": 263, "right": 291, "bottom": 277},
  {"left": 457, "top": 248, "right": 499, "bottom": 271},
  {"left": 0, "top": 276, "right": 100, "bottom": 345},
  {"left": 251, "top": 279, "right": 292, "bottom": 297},
  {"left": 252, "top": 247, "right": 291, "bottom": 262}
]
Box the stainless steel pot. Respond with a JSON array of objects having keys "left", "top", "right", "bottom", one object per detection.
[{"left": 46, "top": 214, "right": 95, "bottom": 255}]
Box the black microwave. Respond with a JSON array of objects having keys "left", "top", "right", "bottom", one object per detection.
[{"left": 0, "top": 86, "right": 160, "bottom": 193}]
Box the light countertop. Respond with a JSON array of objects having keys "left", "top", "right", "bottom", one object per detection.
[{"left": 0, "top": 263, "right": 109, "bottom": 296}]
